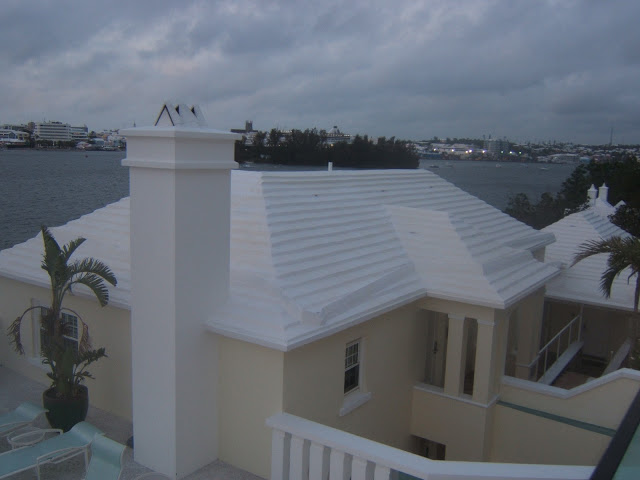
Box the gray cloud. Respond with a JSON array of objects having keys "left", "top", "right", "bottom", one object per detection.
[{"left": 2, "top": 0, "right": 640, "bottom": 143}]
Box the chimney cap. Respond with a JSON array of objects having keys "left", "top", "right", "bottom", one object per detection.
[{"left": 154, "top": 102, "right": 207, "bottom": 127}]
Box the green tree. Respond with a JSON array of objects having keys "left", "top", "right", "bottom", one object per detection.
[
  {"left": 611, "top": 205, "right": 640, "bottom": 238},
  {"left": 8, "top": 226, "right": 117, "bottom": 397},
  {"left": 267, "top": 128, "right": 281, "bottom": 148},
  {"left": 506, "top": 157, "right": 640, "bottom": 231}
]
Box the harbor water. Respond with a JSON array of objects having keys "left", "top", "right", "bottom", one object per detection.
[{"left": 0, "top": 150, "right": 577, "bottom": 251}]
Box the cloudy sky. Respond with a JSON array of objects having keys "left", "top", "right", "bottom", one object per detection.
[{"left": 2, "top": 0, "right": 639, "bottom": 144}]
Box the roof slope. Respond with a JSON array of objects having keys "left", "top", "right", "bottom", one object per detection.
[
  {"left": 0, "top": 198, "right": 131, "bottom": 309},
  {"left": 0, "top": 169, "right": 558, "bottom": 351},
  {"left": 543, "top": 205, "right": 634, "bottom": 311}
]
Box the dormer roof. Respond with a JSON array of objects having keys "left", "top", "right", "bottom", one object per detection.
[{"left": 543, "top": 204, "right": 634, "bottom": 311}]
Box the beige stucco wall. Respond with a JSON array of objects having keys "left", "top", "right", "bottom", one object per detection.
[
  {"left": 0, "top": 277, "right": 132, "bottom": 419},
  {"left": 217, "top": 336, "right": 284, "bottom": 479},
  {"left": 501, "top": 374, "right": 640, "bottom": 431},
  {"left": 490, "top": 404, "right": 609, "bottom": 465},
  {"left": 282, "top": 303, "right": 425, "bottom": 452},
  {"left": 411, "top": 386, "right": 494, "bottom": 461}
]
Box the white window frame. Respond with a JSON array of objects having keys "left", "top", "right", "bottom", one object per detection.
[
  {"left": 30, "top": 300, "right": 79, "bottom": 360},
  {"left": 340, "top": 338, "right": 372, "bottom": 416},
  {"left": 344, "top": 339, "right": 361, "bottom": 394}
]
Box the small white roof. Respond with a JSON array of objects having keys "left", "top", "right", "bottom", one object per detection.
[
  {"left": 0, "top": 169, "right": 558, "bottom": 351},
  {"left": 543, "top": 204, "right": 634, "bottom": 312}
]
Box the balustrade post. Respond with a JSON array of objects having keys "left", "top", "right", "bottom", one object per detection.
[
  {"left": 272, "top": 429, "right": 289, "bottom": 480},
  {"left": 373, "top": 465, "right": 391, "bottom": 480},
  {"left": 329, "top": 450, "right": 350, "bottom": 480},
  {"left": 352, "top": 456, "right": 368, "bottom": 480},
  {"left": 289, "top": 435, "right": 309, "bottom": 480},
  {"left": 309, "top": 442, "right": 328, "bottom": 479}
]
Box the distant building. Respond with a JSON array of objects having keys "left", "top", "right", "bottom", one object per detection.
[
  {"left": 70, "top": 125, "right": 89, "bottom": 141},
  {"left": 430, "top": 143, "right": 475, "bottom": 156},
  {"left": 34, "top": 121, "right": 70, "bottom": 141},
  {"left": 326, "top": 125, "right": 351, "bottom": 145},
  {"left": 0, "top": 123, "right": 31, "bottom": 134},
  {"left": 0, "top": 129, "right": 29, "bottom": 143},
  {"left": 34, "top": 121, "right": 88, "bottom": 142},
  {"left": 484, "top": 138, "right": 509, "bottom": 155},
  {"left": 231, "top": 120, "right": 258, "bottom": 145}
]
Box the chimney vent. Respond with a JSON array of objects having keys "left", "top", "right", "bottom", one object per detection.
[
  {"left": 598, "top": 183, "right": 609, "bottom": 203},
  {"left": 587, "top": 184, "right": 597, "bottom": 206}
]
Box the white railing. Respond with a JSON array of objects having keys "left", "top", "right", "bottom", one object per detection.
[
  {"left": 530, "top": 313, "right": 583, "bottom": 380},
  {"left": 267, "top": 413, "right": 592, "bottom": 480}
]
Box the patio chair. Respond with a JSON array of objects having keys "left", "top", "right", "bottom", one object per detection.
[
  {"left": 0, "top": 403, "right": 47, "bottom": 437},
  {"left": 84, "top": 434, "right": 126, "bottom": 480},
  {"left": 0, "top": 421, "right": 103, "bottom": 480}
]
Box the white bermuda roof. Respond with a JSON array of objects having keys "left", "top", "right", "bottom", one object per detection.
[
  {"left": 0, "top": 169, "right": 558, "bottom": 351},
  {"left": 543, "top": 204, "right": 634, "bottom": 312}
]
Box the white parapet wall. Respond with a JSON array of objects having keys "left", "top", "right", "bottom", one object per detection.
[
  {"left": 267, "top": 412, "right": 592, "bottom": 480},
  {"left": 491, "top": 371, "right": 640, "bottom": 465}
]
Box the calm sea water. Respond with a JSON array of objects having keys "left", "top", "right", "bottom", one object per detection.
[{"left": 0, "top": 150, "right": 576, "bottom": 251}]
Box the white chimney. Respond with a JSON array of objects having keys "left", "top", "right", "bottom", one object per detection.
[
  {"left": 599, "top": 183, "right": 609, "bottom": 203},
  {"left": 122, "top": 104, "right": 239, "bottom": 478},
  {"left": 587, "top": 184, "right": 597, "bottom": 206}
]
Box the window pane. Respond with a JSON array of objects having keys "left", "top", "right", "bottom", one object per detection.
[
  {"left": 345, "top": 342, "right": 359, "bottom": 368},
  {"left": 344, "top": 365, "right": 359, "bottom": 393}
]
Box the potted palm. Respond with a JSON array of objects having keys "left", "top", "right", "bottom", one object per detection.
[{"left": 7, "top": 226, "right": 117, "bottom": 431}]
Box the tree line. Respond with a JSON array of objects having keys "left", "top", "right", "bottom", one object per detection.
[
  {"left": 505, "top": 155, "right": 640, "bottom": 236},
  {"left": 235, "top": 128, "right": 419, "bottom": 169}
]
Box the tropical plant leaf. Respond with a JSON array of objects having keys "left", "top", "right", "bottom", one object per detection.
[
  {"left": 573, "top": 235, "right": 640, "bottom": 311},
  {"left": 61, "top": 237, "right": 86, "bottom": 262},
  {"left": 68, "top": 258, "right": 117, "bottom": 286},
  {"left": 68, "top": 273, "right": 111, "bottom": 306},
  {"left": 8, "top": 316, "right": 25, "bottom": 355}
]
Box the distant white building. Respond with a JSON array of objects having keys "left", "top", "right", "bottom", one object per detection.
[
  {"left": 70, "top": 125, "right": 89, "bottom": 141},
  {"left": 35, "top": 121, "right": 88, "bottom": 142}
]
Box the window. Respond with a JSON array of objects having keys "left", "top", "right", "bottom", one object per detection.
[
  {"left": 344, "top": 340, "right": 361, "bottom": 394},
  {"left": 39, "top": 309, "right": 79, "bottom": 354},
  {"left": 340, "top": 338, "right": 371, "bottom": 416}
]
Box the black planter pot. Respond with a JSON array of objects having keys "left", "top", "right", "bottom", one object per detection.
[{"left": 42, "top": 385, "right": 89, "bottom": 432}]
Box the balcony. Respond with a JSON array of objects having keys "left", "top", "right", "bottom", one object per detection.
[{"left": 267, "top": 412, "right": 592, "bottom": 480}]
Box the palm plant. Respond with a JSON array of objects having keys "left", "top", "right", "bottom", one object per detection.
[
  {"left": 572, "top": 236, "right": 640, "bottom": 313},
  {"left": 7, "top": 226, "right": 117, "bottom": 398},
  {"left": 573, "top": 236, "right": 640, "bottom": 368}
]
